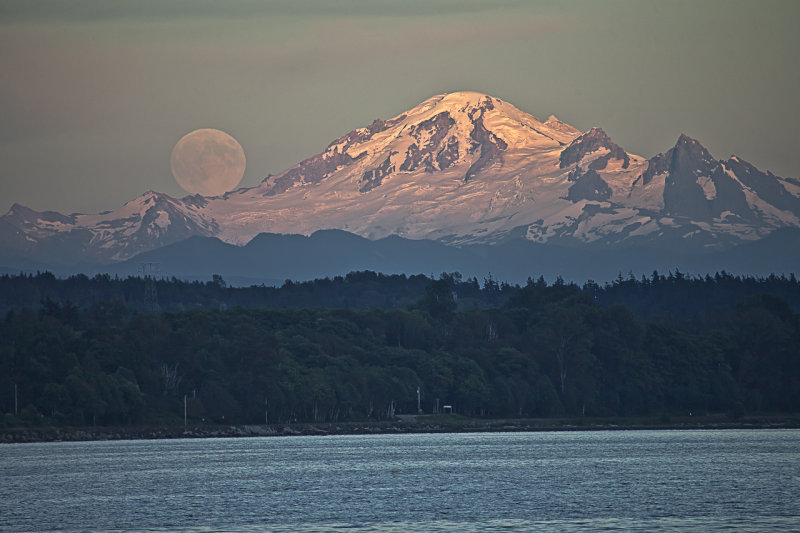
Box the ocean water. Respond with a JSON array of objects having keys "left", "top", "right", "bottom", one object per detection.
[{"left": 1, "top": 429, "right": 798, "bottom": 532}]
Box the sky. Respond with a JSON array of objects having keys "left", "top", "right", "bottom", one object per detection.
[{"left": 1, "top": 0, "right": 798, "bottom": 215}]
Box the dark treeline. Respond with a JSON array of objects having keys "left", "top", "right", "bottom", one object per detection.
[
  {"left": 591, "top": 270, "right": 800, "bottom": 318},
  {"left": 3, "top": 269, "right": 800, "bottom": 317},
  {"left": 1, "top": 272, "right": 798, "bottom": 428},
  {"left": 0, "top": 271, "right": 510, "bottom": 315}
]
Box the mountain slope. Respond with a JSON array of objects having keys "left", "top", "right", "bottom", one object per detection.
[{"left": 2, "top": 91, "right": 799, "bottom": 265}]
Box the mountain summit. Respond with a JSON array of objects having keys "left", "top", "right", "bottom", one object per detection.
[{"left": 3, "top": 91, "right": 800, "bottom": 264}]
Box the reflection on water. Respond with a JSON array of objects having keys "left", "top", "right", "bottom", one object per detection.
[
  {"left": 109, "top": 517, "right": 800, "bottom": 533},
  {"left": 1, "top": 430, "right": 798, "bottom": 532}
]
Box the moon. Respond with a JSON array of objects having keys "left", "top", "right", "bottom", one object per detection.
[{"left": 170, "top": 128, "right": 246, "bottom": 196}]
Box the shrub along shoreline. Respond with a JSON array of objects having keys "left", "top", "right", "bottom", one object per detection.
[{"left": 3, "top": 414, "right": 798, "bottom": 443}]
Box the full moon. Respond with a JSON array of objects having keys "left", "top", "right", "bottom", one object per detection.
[{"left": 170, "top": 128, "right": 246, "bottom": 196}]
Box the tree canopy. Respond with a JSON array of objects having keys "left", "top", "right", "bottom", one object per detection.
[{"left": 2, "top": 270, "right": 798, "bottom": 427}]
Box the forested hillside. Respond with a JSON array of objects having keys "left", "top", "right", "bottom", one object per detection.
[{"left": 1, "top": 272, "right": 798, "bottom": 428}]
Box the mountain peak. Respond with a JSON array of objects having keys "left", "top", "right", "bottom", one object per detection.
[
  {"left": 674, "top": 134, "right": 713, "bottom": 156},
  {"left": 4, "top": 203, "right": 37, "bottom": 224},
  {"left": 260, "top": 90, "right": 583, "bottom": 195},
  {"left": 672, "top": 134, "right": 715, "bottom": 167},
  {"left": 544, "top": 114, "right": 582, "bottom": 137},
  {"left": 6, "top": 203, "right": 27, "bottom": 215},
  {"left": 409, "top": 91, "right": 518, "bottom": 123},
  {"left": 4, "top": 202, "right": 76, "bottom": 225},
  {"left": 559, "top": 127, "right": 630, "bottom": 170},
  {"left": 428, "top": 90, "right": 494, "bottom": 106},
  {"left": 124, "top": 190, "right": 174, "bottom": 208},
  {"left": 408, "top": 91, "right": 496, "bottom": 117}
]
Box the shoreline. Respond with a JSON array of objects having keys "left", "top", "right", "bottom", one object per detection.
[{"left": 2, "top": 414, "right": 799, "bottom": 443}]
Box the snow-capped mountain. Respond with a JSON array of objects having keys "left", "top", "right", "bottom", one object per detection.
[
  {"left": 1, "top": 192, "right": 216, "bottom": 264},
  {"left": 2, "top": 91, "right": 800, "bottom": 264}
]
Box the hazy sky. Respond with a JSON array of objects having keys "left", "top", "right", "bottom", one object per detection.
[{"left": 1, "top": 0, "right": 798, "bottom": 214}]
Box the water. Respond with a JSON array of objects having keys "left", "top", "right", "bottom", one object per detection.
[{"left": 1, "top": 430, "right": 798, "bottom": 532}]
